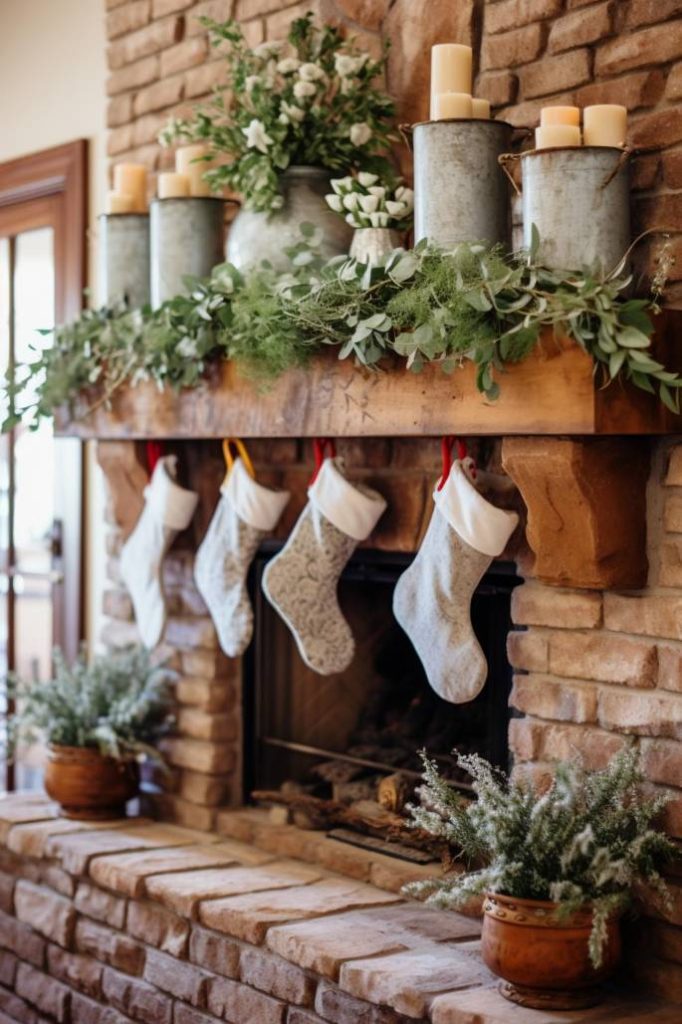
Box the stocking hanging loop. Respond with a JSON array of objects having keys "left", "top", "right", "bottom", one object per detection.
[
  {"left": 145, "top": 440, "right": 165, "bottom": 476},
  {"left": 310, "top": 438, "right": 337, "bottom": 484},
  {"left": 438, "top": 436, "right": 474, "bottom": 491},
  {"left": 222, "top": 438, "right": 255, "bottom": 484}
]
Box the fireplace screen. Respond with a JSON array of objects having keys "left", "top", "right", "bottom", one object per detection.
[{"left": 244, "top": 547, "right": 520, "bottom": 803}]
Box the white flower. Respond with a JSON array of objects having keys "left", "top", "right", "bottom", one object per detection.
[
  {"left": 293, "top": 249, "right": 314, "bottom": 267},
  {"left": 334, "top": 53, "right": 367, "bottom": 78},
  {"left": 343, "top": 193, "right": 360, "bottom": 211},
  {"left": 357, "top": 171, "right": 379, "bottom": 188},
  {"left": 298, "top": 62, "right": 326, "bottom": 82},
  {"left": 270, "top": 194, "right": 284, "bottom": 210},
  {"left": 369, "top": 211, "right": 389, "bottom": 227},
  {"left": 253, "top": 41, "right": 283, "bottom": 58},
  {"left": 293, "top": 80, "right": 317, "bottom": 100},
  {"left": 277, "top": 57, "right": 301, "bottom": 74},
  {"left": 245, "top": 75, "right": 261, "bottom": 92},
  {"left": 367, "top": 185, "right": 386, "bottom": 198},
  {"left": 345, "top": 212, "right": 360, "bottom": 227},
  {"left": 386, "top": 200, "right": 408, "bottom": 217},
  {"left": 331, "top": 176, "right": 354, "bottom": 195},
  {"left": 395, "top": 186, "right": 414, "bottom": 209},
  {"left": 350, "top": 122, "right": 372, "bottom": 146},
  {"left": 359, "top": 194, "right": 379, "bottom": 214},
  {"left": 242, "top": 118, "right": 274, "bottom": 154},
  {"left": 177, "top": 336, "right": 198, "bottom": 358},
  {"left": 281, "top": 101, "right": 305, "bottom": 123},
  {"left": 325, "top": 193, "right": 344, "bottom": 212}
]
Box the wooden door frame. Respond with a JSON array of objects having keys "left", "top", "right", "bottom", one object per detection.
[{"left": 0, "top": 140, "right": 88, "bottom": 672}]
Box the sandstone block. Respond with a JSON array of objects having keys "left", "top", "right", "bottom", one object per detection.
[
  {"left": 14, "top": 881, "right": 75, "bottom": 948},
  {"left": 475, "top": 70, "right": 518, "bottom": 107},
  {"left": 176, "top": 677, "right": 236, "bottom": 711},
  {"left": 0, "top": 951, "right": 16, "bottom": 988},
  {"left": 239, "top": 946, "right": 316, "bottom": 1005},
  {"left": 107, "top": 16, "right": 184, "bottom": 70},
  {"left": 548, "top": 631, "right": 657, "bottom": 687},
  {"left": 597, "top": 688, "right": 682, "bottom": 737},
  {"left": 47, "top": 946, "right": 103, "bottom": 1000},
  {"left": 207, "top": 976, "right": 286, "bottom": 1023},
  {"left": 185, "top": 60, "right": 230, "bottom": 98},
  {"left": 188, "top": 926, "right": 240, "bottom": 978},
  {"left": 658, "top": 644, "right": 682, "bottom": 693},
  {"left": 548, "top": 2, "right": 613, "bottom": 53},
  {"left": 0, "top": 793, "right": 57, "bottom": 842},
  {"left": 75, "top": 919, "right": 145, "bottom": 976},
  {"left": 633, "top": 109, "right": 682, "bottom": 151},
  {"left": 576, "top": 69, "right": 665, "bottom": 110},
  {"left": 506, "top": 630, "right": 548, "bottom": 672},
  {"left": 481, "top": 23, "right": 545, "bottom": 71},
  {"left": 153, "top": 0, "right": 195, "bottom": 15},
  {"left": 90, "top": 841, "right": 250, "bottom": 897},
  {"left": 70, "top": 991, "right": 131, "bottom": 1024},
  {"left": 485, "top": 0, "right": 562, "bottom": 35},
  {"left": 102, "top": 967, "right": 172, "bottom": 1024},
  {"left": 180, "top": 650, "right": 233, "bottom": 679},
  {"left": 604, "top": 594, "right": 682, "bottom": 641},
  {"left": 133, "top": 75, "right": 184, "bottom": 116},
  {"left": 0, "top": 908, "right": 46, "bottom": 967},
  {"left": 127, "top": 900, "right": 189, "bottom": 956},
  {"left": 0, "top": 872, "right": 13, "bottom": 914},
  {"left": 512, "top": 584, "right": 602, "bottom": 629},
  {"left": 107, "top": 1, "right": 151, "bottom": 40},
  {"left": 519, "top": 48, "right": 592, "bottom": 98},
  {"left": 510, "top": 674, "right": 598, "bottom": 723},
  {"left": 177, "top": 708, "right": 237, "bottom": 741},
  {"left": 186, "top": 1, "right": 234, "bottom": 35},
  {"left": 143, "top": 949, "right": 210, "bottom": 1005},
  {"left": 160, "top": 36, "right": 208, "bottom": 78},
  {"left": 162, "top": 737, "right": 234, "bottom": 774},
  {"left": 641, "top": 738, "right": 682, "bottom": 787},
  {"left": 596, "top": 22, "right": 682, "bottom": 76},
  {"left": 15, "top": 962, "right": 70, "bottom": 1023},
  {"left": 74, "top": 883, "right": 127, "bottom": 929}
]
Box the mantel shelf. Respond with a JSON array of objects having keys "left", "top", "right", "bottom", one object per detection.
[{"left": 55, "top": 312, "right": 682, "bottom": 441}]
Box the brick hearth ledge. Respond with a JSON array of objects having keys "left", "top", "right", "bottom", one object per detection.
[{"left": 0, "top": 794, "right": 678, "bottom": 1024}]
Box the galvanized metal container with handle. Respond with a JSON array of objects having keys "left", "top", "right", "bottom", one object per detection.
[
  {"left": 150, "top": 197, "right": 225, "bottom": 309},
  {"left": 99, "top": 213, "right": 150, "bottom": 309},
  {"left": 411, "top": 119, "right": 514, "bottom": 249}
]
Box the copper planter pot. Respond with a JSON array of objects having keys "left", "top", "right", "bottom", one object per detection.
[
  {"left": 481, "top": 892, "right": 621, "bottom": 1010},
  {"left": 44, "top": 745, "right": 139, "bottom": 820}
]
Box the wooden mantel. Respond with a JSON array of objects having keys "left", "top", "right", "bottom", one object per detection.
[{"left": 55, "top": 315, "right": 682, "bottom": 441}]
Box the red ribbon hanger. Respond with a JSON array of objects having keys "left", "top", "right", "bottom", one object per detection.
[
  {"left": 437, "top": 435, "right": 475, "bottom": 491},
  {"left": 310, "top": 437, "right": 337, "bottom": 484},
  {"left": 145, "top": 440, "right": 165, "bottom": 476}
]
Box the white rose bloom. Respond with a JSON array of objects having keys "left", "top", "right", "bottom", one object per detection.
[
  {"left": 386, "top": 200, "right": 407, "bottom": 217},
  {"left": 177, "top": 336, "right": 198, "bottom": 358},
  {"left": 343, "top": 193, "right": 360, "bottom": 211},
  {"left": 350, "top": 122, "right": 372, "bottom": 146},
  {"left": 281, "top": 101, "right": 305, "bottom": 123},
  {"left": 242, "top": 118, "right": 274, "bottom": 154},
  {"left": 334, "top": 53, "right": 368, "bottom": 78},
  {"left": 271, "top": 195, "right": 285, "bottom": 210},
  {"left": 325, "top": 194, "right": 344, "bottom": 212},
  {"left": 357, "top": 171, "right": 379, "bottom": 187},
  {"left": 358, "top": 194, "right": 379, "bottom": 214},
  {"left": 369, "top": 212, "right": 390, "bottom": 227},
  {"left": 293, "top": 80, "right": 317, "bottom": 100},
  {"left": 395, "top": 186, "right": 414, "bottom": 208},
  {"left": 331, "top": 176, "right": 354, "bottom": 195},
  {"left": 367, "top": 186, "right": 386, "bottom": 198},
  {"left": 254, "top": 41, "right": 283, "bottom": 58},
  {"left": 245, "top": 75, "right": 262, "bottom": 92},
  {"left": 298, "top": 62, "right": 326, "bottom": 82},
  {"left": 277, "top": 57, "right": 301, "bottom": 74}
]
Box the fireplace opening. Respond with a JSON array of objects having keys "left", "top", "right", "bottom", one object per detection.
[{"left": 243, "top": 546, "right": 521, "bottom": 817}]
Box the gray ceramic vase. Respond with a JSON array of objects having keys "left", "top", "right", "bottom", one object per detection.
[
  {"left": 349, "top": 227, "right": 403, "bottom": 265},
  {"left": 225, "top": 165, "right": 352, "bottom": 272}
]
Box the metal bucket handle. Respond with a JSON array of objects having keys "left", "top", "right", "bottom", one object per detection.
[
  {"left": 399, "top": 123, "right": 414, "bottom": 152},
  {"left": 599, "top": 147, "right": 632, "bottom": 190},
  {"left": 498, "top": 152, "right": 522, "bottom": 196}
]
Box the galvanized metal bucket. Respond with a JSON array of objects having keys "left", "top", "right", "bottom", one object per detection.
[
  {"left": 150, "top": 197, "right": 225, "bottom": 308},
  {"left": 98, "top": 213, "right": 150, "bottom": 309},
  {"left": 519, "top": 146, "right": 630, "bottom": 274},
  {"left": 411, "top": 119, "right": 513, "bottom": 249}
]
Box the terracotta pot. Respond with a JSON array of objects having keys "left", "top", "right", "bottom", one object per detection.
[
  {"left": 481, "top": 892, "right": 621, "bottom": 1011},
  {"left": 44, "top": 745, "right": 139, "bottom": 820}
]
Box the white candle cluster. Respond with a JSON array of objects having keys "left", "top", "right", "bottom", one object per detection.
[
  {"left": 430, "top": 44, "right": 491, "bottom": 122},
  {"left": 535, "top": 105, "right": 627, "bottom": 150}
]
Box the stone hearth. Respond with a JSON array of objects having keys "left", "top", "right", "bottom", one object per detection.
[{"left": 1, "top": 794, "right": 680, "bottom": 1024}]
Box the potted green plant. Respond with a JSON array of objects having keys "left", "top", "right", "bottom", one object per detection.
[
  {"left": 160, "top": 13, "right": 396, "bottom": 271},
  {"left": 406, "top": 747, "right": 676, "bottom": 1010},
  {"left": 325, "top": 172, "right": 413, "bottom": 264},
  {"left": 6, "top": 647, "right": 174, "bottom": 820}
]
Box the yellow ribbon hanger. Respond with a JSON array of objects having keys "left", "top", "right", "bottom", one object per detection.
[{"left": 222, "top": 438, "right": 255, "bottom": 486}]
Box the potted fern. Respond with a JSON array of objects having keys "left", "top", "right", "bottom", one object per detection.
[
  {"left": 6, "top": 647, "right": 174, "bottom": 820},
  {"left": 406, "top": 747, "right": 676, "bottom": 1010}
]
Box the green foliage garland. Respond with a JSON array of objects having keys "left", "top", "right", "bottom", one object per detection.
[
  {"left": 405, "top": 746, "right": 676, "bottom": 968},
  {"left": 4, "top": 235, "right": 678, "bottom": 431}
]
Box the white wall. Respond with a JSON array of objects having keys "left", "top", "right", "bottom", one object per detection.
[{"left": 0, "top": 0, "right": 109, "bottom": 651}]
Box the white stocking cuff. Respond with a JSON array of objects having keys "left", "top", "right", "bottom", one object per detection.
[
  {"left": 145, "top": 455, "right": 199, "bottom": 531},
  {"left": 223, "top": 457, "right": 290, "bottom": 532},
  {"left": 434, "top": 460, "right": 518, "bottom": 557},
  {"left": 309, "top": 457, "right": 386, "bottom": 541}
]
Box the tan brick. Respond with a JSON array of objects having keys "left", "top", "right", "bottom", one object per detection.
[
  {"left": 208, "top": 975, "right": 286, "bottom": 1022},
  {"left": 598, "top": 687, "right": 682, "bottom": 736},
  {"left": 199, "top": 879, "right": 400, "bottom": 944},
  {"left": 339, "top": 945, "right": 489, "bottom": 1018},
  {"left": 102, "top": 967, "right": 172, "bottom": 1024},
  {"left": 485, "top": 0, "right": 562, "bottom": 35},
  {"left": 179, "top": 770, "right": 232, "bottom": 806},
  {"left": 15, "top": 962, "right": 70, "bottom": 1022},
  {"left": 265, "top": 3, "right": 320, "bottom": 39},
  {"left": 133, "top": 76, "right": 184, "bottom": 116},
  {"left": 108, "top": 16, "right": 184, "bottom": 70},
  {"left": 107, "top": 96, "right": 133, "bottom": 130},
  {"left": 548, "top": 2, "right": 613, "bottom": 53},
  {"left": 143, "top": 949, "right": 210, "bottom": 1005},
  {"left": 47, "top": 822, "right": 203, "bottom": 874},
  {"left": 147, "top": 860, "right": 317, "bottom": 918},
  {"left": 187, "top": 1, "right": 237, "bottom": 36},
  {"left": 667, "top": 64, "right": 682, "bottom": 100},
  {"left": 604, "top": 593, "right": 682, "bottom": 641},
  {"left": 185, "top": 60, "right": 230, "bottom": 99},
  {"left": 475, "top": 70, "right": 517, "bottom": 107},
  {"left": 70, "top": 991, "right": 131, "bottom": 1024},
  {"left": 107, "top": 124, "right": 135, "bottom": 156},
  {"left": 509, "top": 718, "right": 626, "bottom": 769},
  {"left": 153, "top": 0, "right": 195, "bottom": 15},
  {"left": 90, "top": 841, "right": 249, "bottom": 897},
  {"left": 47, "top": 946, "right": 102, "bottom": 999},
  {"left": 0, "top": 908, "right": 46, "bottom": 967},
  {"left": 0, "top": 951, "right": 16, "bottom": 987},
  {"left": 519, "top": 48, "right": 592, "bottom": 98},
  {"left": 662, "top": 148, "right": 682, "bottom": 189},
  {"left": 0, "top": 793, "right": 57, "bottom": 841},
  {"left": 160, "top": 36, "right": 208, "bottom": 78},
  {"left": 511, "top": 674, "right": 598, "bottom": 723},
  {"left": 152, "top": 793, "right": 217, "bottom": 832},
  {"left": 176, "top": 676, "right": 236, "bottom": 710},
  {"left": 75, "top": 919, "right": 145, "bottom": 976},
  {"left": 576, "top": 69, "right": 665, "bottom": 110},
  {"left": 15, "top": 881, "right": 75, "bottom": 949},
  {"left": 596, "top": 22, "right": 682, "bottom": 76},
  {"left": 173, "top": 1005, "right": 219, "bottom": 1024},
  {"left": 127, "top": 901, "right": 189, "bottom": 956},
  {"left": 74, "top": 883, "right": 127, "bottom": 929},
  {"left": 107, "top": 0, "right": 151, "bottom": 39},
  {"left": 239, "top": 946, "right": 315, "bottom": 1005},
  {"left": 162, "top": 736, "right": 234, "bottom": 774},
  {"left": 481, "top": 23, "right": 545, "bottom": 70},
  {"left": 631, "top": 152, "right": 661, "bottom": 190},
  {"left": 180, "top": 649, "right": 233, "bottom": 679},
  {"left": 506, "top": 630, "right": 548, "bottom": 672},
  {"left": 635, "top": 193, "right": 682, "bottom": 234},
  {"left": 512, "top": 583, "right": 602, "bottom": 629},
  {"left": 626, "top": 0, "right": 682, "bottom": 29},
  {"left": 267, "top": 904, "right": 479, "bottom": 980},
  {"left": 107, "top": 54, "right": 160, "bottom": 95},
  {"left": 658, "top": 644, "right": 682, "bottom": 693},
  {"left": 642, "top": 738, "right": 682, "bottom": 792},
  {"left": 188, "top": 926, "right": 241, "bottom": 978},
  {"left": 177, "top": 707, "right": 237, "bottom": 741},
  {"left": 548, "top": 631, "right": 657, "bottom": 687},
  {"left": 632, "top": 108, "right": 682, "bottom": 150}
]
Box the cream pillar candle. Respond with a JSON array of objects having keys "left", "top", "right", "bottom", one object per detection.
[
  {"left": 105, "top": 191, "right": 135, "bottom": 214},
  {"left": 472, "top": 98, "right": 491, "bottom": 119},
  {"left": 535, "top": 125, "right": 582, "bottom": 149},
  {"left": 112, "top": 163, "right": 148, "bottom": 212},
  {"left": 540, "top": 106, "right": 580, "bottom": 127},
  {"left": 583, "top": 104, "right": 627, "bottom": 147},
  {"left": 433, "top": 92, "right": 473, "bottom": 120},
  {"left": 158, "top": 172, "right": 190, "bottom": 199},
  {"left": 175, "top": 144, "right": 212, "bottom": 197},
  {"left": 430, "top": 44, "right": 472, "bottom": 120}
]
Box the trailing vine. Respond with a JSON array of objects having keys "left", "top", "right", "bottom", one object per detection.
[{"left": 3, "top": 233, "right": 678, "bottom": 431}]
